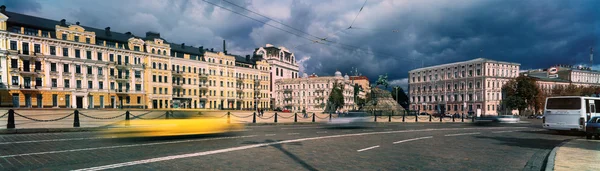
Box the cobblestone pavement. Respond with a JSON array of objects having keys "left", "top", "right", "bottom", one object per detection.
[{"left": 0, "top": 119, "right": 579, "bottom": 170}]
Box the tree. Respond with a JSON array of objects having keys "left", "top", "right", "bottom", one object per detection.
[
  {"left": 501, "top": 76, "right": 540, "bottom": 114},
  {"left": 391, "top": 86, "right": 410, "bottom": 109},
  {"left": 326, "top": 82, "right": 345, "bottom": 112}
]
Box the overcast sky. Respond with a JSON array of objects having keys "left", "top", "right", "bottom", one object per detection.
[{"left": 2, "top": 0, "right": 599, "bottom": 90}]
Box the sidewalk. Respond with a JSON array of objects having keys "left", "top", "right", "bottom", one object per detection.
[{"left": 551, "top": 139, "right": 600, "bottom": 171}]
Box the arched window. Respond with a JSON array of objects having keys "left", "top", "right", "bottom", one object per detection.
[
  {"left": 157, "top": 49, "right": 161, "bottom": 54},
  {"left": 163, "top": 51, "right": 166, "bottom": 55},
  {"left": 152, "top": 62, "right": 156, "bottom": 69},
  {"left": 152, "top": 49, "right": 155, "bottom": 54}
]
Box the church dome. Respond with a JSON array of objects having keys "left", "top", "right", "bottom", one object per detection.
[
  {"left": 334, "top": 70, "right": 342, "bottom": 77},
  {"left": 303, "top": 73, "right": 308, "bottom": 78},
  {"left": 344, "top": 74, "right": 349, "bottom": 80}
]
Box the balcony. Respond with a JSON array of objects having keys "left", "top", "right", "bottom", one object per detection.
[
  {"left": 236, "top": 78, "right": 243, "bottom": 82},
  {"left": 198, "top": 73, "right": 208, "bottom": 78},
  {"left": 74, "top": 73, "right": 84, "bottom": 79},
  {"left": 198, "top": 84, "right": 208, "bottom": 90},
  {"left": 109, "top": 75, "right": 116, "bottom": 80},
  {"left": 86, "top": 74, "right": 95, "bottom": 80},
  {"left": 283, "top": 89, "right": 292, "bottom": 94},
  {"left": 62, "top": 72, "right": 72, "bottom": 77},
  {"left": 18, "top": 68, "right": 43, "bottom": 76},
  {"left": 171, "top": 71, "right": 183, "bottom": 77},
  {"left": 18, "top": 51, "right": 40, "bottom": 59},
  {"left": 97, "top": 74, "right": 104, "bottom": 80},
  {"left": 115, "top": 62, "right": 128, "bottom": 69},
  {"left": 131, "top": 64, "right": 145, "bottom": 69},
  {"left": 172, "top": 83, "right": 183, "bottom": 88},
  {"left": 115, "top": 89, "right": 129, "bottom": 94},
  {"left": 116, "top": 76, "right": 130, "bottom": 82}
]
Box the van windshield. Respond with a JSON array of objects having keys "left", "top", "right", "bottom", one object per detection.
[{"left": 546, "top": 98, "right": 581, "bottom": 110}]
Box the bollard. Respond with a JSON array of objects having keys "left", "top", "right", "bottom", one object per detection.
[
  {"left": 294, "top": 113, "right": 297, "bottom": 123},
  {"left": 312, "top": 113, "right": 315, "bottom": 122},
  {"left": 274, "top": 113, "right": 278, "bottom": 123},
  {"left": 227, "top": 112, "right": 231, "bottom": 124},
  {"left": 166, "top": 111, "right": 170, "bottom": 119},
  {"left": 452, "top": 114, "right": 455, "bottom": 122},
  {"left": 374, "top": 110, "right": 377, "bottom": 122},
  {"left": 329, "top": 113, "right": 332, "bottom": 122},
  {"left": 388, "top": 113, "right": 392, "bottom": 122},
  {"left": 462, "top": 113, "right": 464, "bottom": 122},
  {"left": 252, "top": 112, "right": 256, "bottom": 123},
  {"left": 471, "top": 113, "right": 475, "bottom": 122},
  {"left": 402, "top": 112, "right": 406, "bottom": 122},
  {"left": 73, "top": 110, "right": 80, "bottom": 128},
  {"left": 440, "top": 115, "right": 442, "bottom": 122},
  {"left": 7, "top": 109, "right": 15, "bottom": 129},
  {"left": 429, "top": 114, "right": 432, "bottom": 122},
  {"left": 125, "top": 111, "right": 130, "bottom": 126},
  {"left": 415, "top": 113, "right": 418, "bottom": 122}
]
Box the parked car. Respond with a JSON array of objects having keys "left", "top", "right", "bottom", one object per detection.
[
  {"left": 474, "top": 115, "right": 520, "bottom": 124},
  {"left": 585, "top": 116, "right": 600, "bottom": 139},
  {"left": 274, "top": 107, "right": 282, "bottom": 112},
  {"left": 282, "top": 109, "right": 291, "bottom": 113},
  {"left": 327, "top": 112, "right": 371, "bottom": 128},
  {"left": 445, "top": 113, "right": 453, "bottom": 117}
]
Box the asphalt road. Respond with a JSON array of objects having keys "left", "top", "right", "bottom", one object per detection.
[{"left": 0, "top": 119, "right": 578, "bottom": 171}]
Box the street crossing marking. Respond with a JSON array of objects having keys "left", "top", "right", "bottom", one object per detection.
[
  {"left": 492, "top": 130, "right": 515, "bottom": 134},
  {"left": 265, "top": 134, "right": 276, "bottom": 136},
  {"left": 444, "top": 132, "right": 480, "bottom": 137},
  {"left": 0, "top": 135, "right": 258, "bottom": 158},
  {"left": 72, "top": 127, "right": 526, "bottom": 171},
  {"left": 0, "top": 137, "right": 106, "bottom": 145},
  {"left": 316, "top": 131, "right": 328, "bottom": 134},
  {"left": 384, "top": 129, "right": 392, "bottom": 131},
  {"left": 288, "top": 133, "right": 300, "bottom": 135},
  {"left": 356, "top": 145, "right": 380, "bottom": 152},
  {"left": 393, "top": 136, "right": 433, "bottom": 144},
  {"left": 281, "top": 127, "right": 323, "bottom": 130}
]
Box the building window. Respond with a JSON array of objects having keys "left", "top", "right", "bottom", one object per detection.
[
  {"left": 50, "top": 63, "right": 57, "bottom": 72},
  {"left": 86, "top": 38, "right": 91, "bottom": 44},
  {"left": 76, "top": 80, "right": 82, "bottom": 89},
  {"left": 64, "top": 79, "right": 70, "bottom": 88},
  {"left": 153, "top": 75, "right": 156, "bottom": 82},
  {"left": 86, "top": 51, "right": 92, "bottom": 59},
  {"left": 88, "top": 81, "right": 93, "bottom": 89},
  {"left": 87, "top": 66, "right": 92, "bottom": 75},
  {"left": 34, "top": 44, "right": 41, "bottom": 53},
  {"left": 63, "top": 64, "right": 69, "bottom": 72},
  {"left": 75, "top": 65, "right": 81, "bottom": 74},
  {"left": 99, "top": 81, "right": 104, "bottom": 89},
  {"left": 63, "top": 48, "right": 69, "bottom": 57},
  {"left": 62, "top": 34, "right": 67, "bottom": 40},
  {"left": 110, "top": 82, "right": 115, "bottom": 90},
  {"left": 75, "top": 49, "right": 81, "bottom": 58},
  {"left": 135, "top": 84, "right": 141, "bottom": 91},
  {"left": 135, "top": 71, "right": 141, "bottom": 78},
  {"left": 134, "top": 46, "right": 140, "bottom": 51},
  {"left": 74, "top": 36, "right": 79, "bottom": 42},
  {"left": 109, "top": 54, "right": 114, "bottom": 62},
  {"left": 9, "top": 41, "right": 17, "bottom": 50}
]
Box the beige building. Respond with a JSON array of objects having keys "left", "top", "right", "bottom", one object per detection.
[
  {"left": 253, "top": 44, "right": 300, "bottom": 109},
  {"left": 525, "top": 65, "right": 600, "bottom": 94},
  {"left": 274, "top": 71, "right": 356, "bottom": 112},
  {"left": 409, "top": 58, "right": 520, "bottom": 115},
  {"left": 0, "top": 6, "right": 275, "bottom": 110}
]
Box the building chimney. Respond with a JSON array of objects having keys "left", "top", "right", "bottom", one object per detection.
[
  {"left": 0, "top": 5, "right": 5, "bottom": 14},
  {"left": 223, "top": 40, "right": 227, "bottom": 55},
  {"left": 76, "top": 21, "right": 80, "bottom": 25},
  {"left": 181, "top": 43, "right": 185, "bottom": 48},
  {"left": 105, "top": 27, "right": 111, "bottom": 36},
  {"left": 60, "top": 19, "right": 66, "bottom": 26}
]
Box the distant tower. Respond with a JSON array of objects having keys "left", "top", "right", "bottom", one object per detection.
[{"left": 591, "top": 47, "right": 594, "bottom": 68}]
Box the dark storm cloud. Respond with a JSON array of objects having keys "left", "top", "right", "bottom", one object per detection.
[{"left": 4, "top": 0, "right": 599, "bottom": 90}]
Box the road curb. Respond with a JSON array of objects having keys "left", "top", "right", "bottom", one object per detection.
[
  {"left": 544, "top": 139, "right": 572, "bottom": 171},
  {"left": 0, "top": 127, "right": 108, "bottom": 134}
]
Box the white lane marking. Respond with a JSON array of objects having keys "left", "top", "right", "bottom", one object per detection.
[
  {"left": 73, "top": 127, "right": 526, "bottom": 171},
  {"left": 281, "top": 127, "right": 323, "bottom": 130},
  {"left": 444, "top": 132, "right": 480, "bottom": 137},
  {"left": 0, "top": 135, "right": 257, "bottom": 158},
  {"left": 356, "top": 145, "right": 380, "bottom": 152},
  {"left": 288, "top": 133, "right": 300, "bottom": 135},
  {"left": 384, "top": 129, "right": 392, "bottom": 131},
  {"left": 265, "top": 134, "right": 276, "bottom": 136},
  {"left": 393, "top": 136, "right": 433, "bottom": 144},
  {"left": 492, "top": 130, "right": 515, "bottom": 134},
  {"left": 316, "top": 131, "right": 328, "bottom": 134},
  {"left": 0, "top": 137, "right": 105, "bottom": 145}
]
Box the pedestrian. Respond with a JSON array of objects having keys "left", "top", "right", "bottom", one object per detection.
[{"left": 260, "top": 109, "right": 264, "bottom": 117}]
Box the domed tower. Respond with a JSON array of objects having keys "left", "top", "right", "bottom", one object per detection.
[{"left": 334, "top": 70, "right": 342, "bottom": 78}]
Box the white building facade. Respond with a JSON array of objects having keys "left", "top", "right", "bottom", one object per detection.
[
  {"left": 408, "top": 58, "right": 520, "bottom": 115},
  {"left": 253, "top": 44, "right": 299, "bottom": 109},
  {"left": 274, "top": 71, "right": 355, "bottom": 112}
]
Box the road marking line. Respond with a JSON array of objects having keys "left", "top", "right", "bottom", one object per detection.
[
  {"left": 0, "top": 137, "right": 106, "bottom": 145},
  {"left": 265, "top": 134, "right": 276, "bottom": 136},
  {"left": 0, "top": 135, "right": 257, "bottom": 158},
  {"left": 72, "top": 127, "right": 526, "bottom": 171},
  {"left": 288, "top": 133, "right": 300, "bottom": 135},
  {"left": 393, "top": 136, "right": 433, "bottom": 144},
  {"left": 492, "top": 130, "right": 515, "bottom": 134},
  {"left": 384, "top": 129, "right": 392, "bottom": 131},
  {"left": 444, "top": 132, "right": 480, "bottom": 137},
  {"left": 281, "top": 127, "right": 322, "bottom": 130},
  {"left": 356, "top": 145, "right": 380, "bottom": 152},
  {"left": 316, "top": 131, "right": 327, "bottom": 134}
]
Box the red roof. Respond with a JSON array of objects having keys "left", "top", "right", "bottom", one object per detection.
[{"left": 349, "top": 76, "right": 369, "bottom": 81}]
